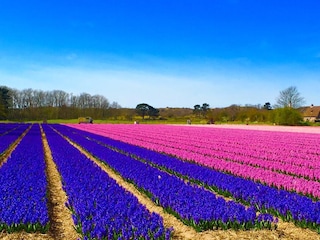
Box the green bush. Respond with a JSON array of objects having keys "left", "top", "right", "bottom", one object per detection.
[{"left": 271, "top": 107, "right": 303, "bottom": 126}]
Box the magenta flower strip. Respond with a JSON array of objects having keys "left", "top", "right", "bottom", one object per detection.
[
  {"left": 55, "top": 124, "right": 276, "bottom": 231},
  {"left": 59, "top": 124, "right": 320, "bottom": 232},
  {"left": 67, "top": 124, "right": 320, "bottom": 198}
]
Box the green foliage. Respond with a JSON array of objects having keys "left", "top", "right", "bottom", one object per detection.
[
  {"left": 135, "top": 103, "right": 149, "bottom": 119},
  {"left": 263, "top": 102, "right": 272, "bottom": 110},
  {"left": 148, "top": 105, "right": 160, "bottom": 119},
  {"left": 193, "top": 103, "right": 210, "bottom": 118},
  {"left": 0, "top": 101, "right": 6, "bottom": 120},
  {"left": 271, "top": 107, "right": 303, "bottom": 126},
  {"left": 135, "top": 103, "right": 159, "bottom": 119},
  {"left": 193, "top": 104, "right": 201, "bottom": 117},
  {"left": 0, "top": 222, "right": 49, "bottom": 234},
  {"left": 0, "top": 86, "right": 11, "bottom": 120}
]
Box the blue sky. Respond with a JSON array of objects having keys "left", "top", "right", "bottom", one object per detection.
[{"left": 0, "top": 0, "right": 319, "bottom": 108}]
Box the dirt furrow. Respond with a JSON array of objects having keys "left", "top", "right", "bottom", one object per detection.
[
  {"left": 40, "top": 125, "right": 80, "bottom": 240},
  {"left": 0, "top": 125, "right": 54, "bottom": 240},
  {"left": 53, "top": 128, "right": 199, "bottom": 239},
  {"left": 53, "top": 127, "right": 320, "bottom": 240},
  {"left": 3, "top": 125, "right": 316, "bottom": 240}
]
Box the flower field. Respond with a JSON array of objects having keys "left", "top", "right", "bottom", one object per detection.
[
  {"left": 0, "top": 124, "right": 49, "bottom": 233},
  {"left": 0, "top": 122, "right": 319, "bottom": 239}
]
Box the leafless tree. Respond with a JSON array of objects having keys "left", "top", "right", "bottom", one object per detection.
[
  {"left": 33, "top": 90, "right": 46, "bottom": 107},
  {"left": 2, "top": 86, "right": 120, "bottom": 120},
  {"left": 110, "top": 101, "right": 121, "bottom": 109},
  {"left": 275, "top": 86, "right": 305, "bottom": 108}
]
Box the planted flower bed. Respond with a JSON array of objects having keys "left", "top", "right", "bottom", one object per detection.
[
  {"left": 52, "top": 124, "right": 276, "bottom": 232},
  {"left": 0, "top": 123, "right": 21, "bottom": 135},
  {"left": 43, "top": 125, "right": 172, "bottom": 239},
  {"left": 1, "top": 123, "right": 319, "bottom": 238},
  {"left": 57, "top": 124, "right": 320, "bottom": 233},
  {"left": 0, "top": 124, "right": 49, "bottom": 233},
  {"left": 68, "top": 124, "right": 320, "bottom": 198},
  {"left": 0, "top": 123, "right": 30, "bottom": 155}
]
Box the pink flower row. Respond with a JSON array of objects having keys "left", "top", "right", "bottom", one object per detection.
[
  {"left": 67, "top": 124, "right": 320, "bottom": 198},
  {"left": 70, "top": 124, "right": 320, "bottom": 179}
]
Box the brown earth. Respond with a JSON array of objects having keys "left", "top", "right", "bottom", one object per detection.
[
  {"left": 41, "top": 126, "right": 80, "bottom": 240},
  {"left": 1, "top": 125, "right": 319, "bottom": 240},
  {"left": 0, "top": 125, "right": 79, "bottom": 240},
  {"left": 54, "top": 127, "right": 320, "bottom": 240}
]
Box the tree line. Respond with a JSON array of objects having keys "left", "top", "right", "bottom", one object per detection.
[
  {"left": 191, "top": 86, "right": 307, "bottom": 125},
  {"left": 0, "top": 85, "right": 309, "bottom": 126},
  {"left": 199, "top": 104, "right": 304, "bottom": 125},
  {"left": 0, "top": 86, "right": 121, "bottom": 121}
]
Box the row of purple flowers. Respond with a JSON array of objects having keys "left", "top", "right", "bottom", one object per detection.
[
  {"left": 0, "top": 124, "right": 49, "bottom": 233},
  {"left": 70, "top": 124, "right": 320, "bottom": 198},
  {"left": 0, "top": 123, "right": 20, "bottom": 135},
  {"left": 43, "top": 125, "right": 172, "bottom": 239},
  {"left": 60, "top": 124, "right": 320, "bottom": 233},
  {"left": 0, "top": 123, "right": 29, "bottom": 155},
  {"left": 53, "top": 124, "right": 276, "bottom": 232}
]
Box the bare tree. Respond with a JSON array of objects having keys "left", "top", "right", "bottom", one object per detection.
[
  {"left": 47, "top": 90, "right": 68, "bottom": 107},
  {"left": 78, "top": 93, "right": 92, "bottom": 108},
  {"left": 0, "top": 86, "right": 118, "bottom": 120},
  {"left": 33, "top": 90, "right": 46, "bottom": 107},
  {"left": 10, "top": 88, "right": 21, "bottom": 108},
  {"left": 21, "top": 88, "right": 34, "bottom": 108},
  {"left": 69, "top": 94, "right": 78, "bottom": 108},
  {"left": 92, "top": 95, "right": 109, "bottom": 109},
  {"left": 45, "top": 91, "right": 55, "bottom": 107},
  {"left": 110, "top": 101, "right": 121, "bottom": 109},
  {"left": 275, "top": 86, "right": 305, "bottom": 108}
]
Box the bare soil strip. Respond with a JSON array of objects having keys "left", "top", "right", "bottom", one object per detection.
[
  {"left": 1, "top": 125, "right": 319, "bottom": 240},
  {"left": 0, "top": 125, "right": 55, "bottom": 240},
  {"left": 1, "top": 125, "right": 79, "bottom": 240},
  {"left": 54, "top": 127, "right": 320, "bottom": 240},
  {"left": 0, "top": 232, "right": 54, "bottom": 240},
  {"left": 40, "top": 125, "right": 80, "bottom": 240},
  {"left": 54, "top": 129, "right": 199, "bottom": 239},
  {"left": 0, "top": 125, "right": 31, "bottom": 168}
]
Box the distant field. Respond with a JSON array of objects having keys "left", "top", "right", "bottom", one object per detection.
[{"left": 178, "top": 123, "right": 320, "bottom": 134}]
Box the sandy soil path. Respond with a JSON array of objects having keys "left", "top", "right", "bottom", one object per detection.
[
  {"left": 0, "top": 125, "right": 79, "bottom": 240},
  {"left": 1, "top": 124, "right": 319, "bottom": 240},
  {"left": 54, "top": 127, "right": 320, "bottom": 240}
]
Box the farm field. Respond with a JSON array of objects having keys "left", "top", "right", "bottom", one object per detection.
[{"left": 0, "top": 123, "right": 319, "bottom": 240}]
